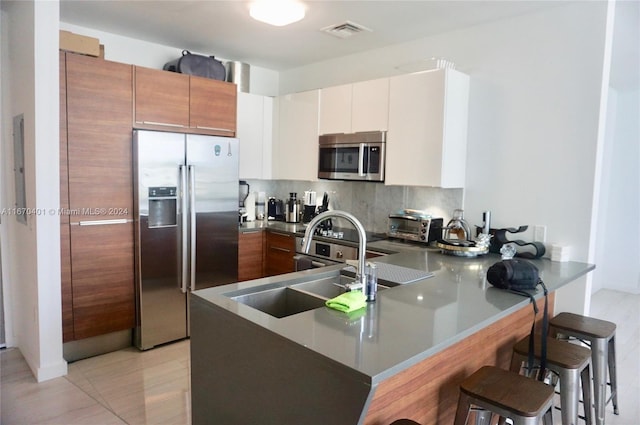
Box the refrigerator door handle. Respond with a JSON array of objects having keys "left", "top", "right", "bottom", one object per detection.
[
  {"left": 180, "top": 165, "right": 189, "bottom": 294},
  {"left": 188, "top": 165, "right": 197, "bottom": 292}
]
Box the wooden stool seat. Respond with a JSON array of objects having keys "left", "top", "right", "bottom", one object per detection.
[
  {"left": 550, "top": 312, "right": 616, "bottom": 339},
  {"left": 455, "top": 366, "right": 554, "bottom": 424},
  {"left": 513, "top": 334, "right": 592, "bottom": 370},
  {"left": 388, "top": 420, "right": 422, "bottom": 425},
  {"left": 511, "top": 335, "right": 593, "bottom": 425}
]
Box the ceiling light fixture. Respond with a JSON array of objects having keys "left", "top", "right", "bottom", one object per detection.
[{"left": 250, "top": 0, "right": 306, "bottom": 27}]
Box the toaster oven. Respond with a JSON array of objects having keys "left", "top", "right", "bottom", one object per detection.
[{"left": 388, "top": 213, "right": 443, "bottom": 244}]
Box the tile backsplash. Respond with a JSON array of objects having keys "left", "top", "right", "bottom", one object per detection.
[{"left": 242, "top": 179, "right": 463, "bottom": 234}]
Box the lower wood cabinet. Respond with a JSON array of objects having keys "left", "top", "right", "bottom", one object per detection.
[
  {"left": 69, "top": 222, "right": 135, "bottom": 340},
  {"left": 238, "top": 230, "right": 265, "bottom": 282},
  {"left": 60, "top": 222, "right": 74, "bottom": 343},
  {"left": 265, "top": 230, "right": 296, "bottom": 276}
]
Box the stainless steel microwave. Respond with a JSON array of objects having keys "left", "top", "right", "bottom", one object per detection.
[{"left": 318, "top": 131, "right": 386, "bottom": 182}]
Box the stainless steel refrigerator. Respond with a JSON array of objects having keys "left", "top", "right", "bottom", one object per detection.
[{"left": 133, "top": 130, "right": 239, "bottom": 350}]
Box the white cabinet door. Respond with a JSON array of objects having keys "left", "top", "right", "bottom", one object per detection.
[
  {"left": 352, "top": 78, "right": 389, "bottom": 132},
  {"left": 319, "top": 78, "right": 389, "bottom": 135},
  {"left": 273, "top": 90, "right": 319, "bottom": 181},
  {"left": 319, "top": 84, "right": 351, "bottom": 135},
  {"left": 237, "top": 92, "right": 273, "bottom": 179},
  {"left": 386, "top": 69, "right": 469, "bottom": 188}
]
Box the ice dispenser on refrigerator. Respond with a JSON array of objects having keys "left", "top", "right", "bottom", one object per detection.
[{"left": 147, "top": 187, "right": 177, "bottom": 228}]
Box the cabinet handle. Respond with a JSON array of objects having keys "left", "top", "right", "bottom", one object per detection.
[
  {"left": 195, "top": 125, "right": 234, "bottom": 133},
  {"left": 139, "top": 121, "right": 186, "bottom": 128},
  {"left": 270, "top": 231, "right": 291, "bottom": 238},
  {"left": 270, "top": 246, "right": 291, "bottom": 253},
  {"left": 242, "top": 230, "right": 262, "bottom": 234},
  {"left": 77, "top": 219, "right": 130, "bottom": 226}
]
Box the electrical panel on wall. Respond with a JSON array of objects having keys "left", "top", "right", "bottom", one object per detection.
[{"left": 13, "top": 114, "right": 26, "bottom": 225}]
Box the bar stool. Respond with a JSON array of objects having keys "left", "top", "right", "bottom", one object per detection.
[
  {"left": 454, "top": 366, "right": 554, "bottom": 425},
  {"left": 510, "top": 335, "right": 593, "bottom": 425},
  {"left": 549, "top": 312, "right": 618, "bottom": 425},
  {"left": 389, "top": 420, "right": 421, "bottom": 425}
]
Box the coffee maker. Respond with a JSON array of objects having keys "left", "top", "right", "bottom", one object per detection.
[
  {"left": 267, "top": 197, "right": 284, "bottom": 221},
  {"left": 285, "top": 193, "right": 300, "bottom": 223}
]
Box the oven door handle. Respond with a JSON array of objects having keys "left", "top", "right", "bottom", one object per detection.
[{"left": 294, "top": 254, "right": 340, "bottom": 271}]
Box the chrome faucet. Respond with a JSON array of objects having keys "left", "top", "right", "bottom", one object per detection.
[{"left": 302, "top": 210, "right": 368, "bottom": 295}]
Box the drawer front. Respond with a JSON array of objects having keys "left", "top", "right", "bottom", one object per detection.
[{"left": 265, "top": 231, "right": 295, "bottom": 276}]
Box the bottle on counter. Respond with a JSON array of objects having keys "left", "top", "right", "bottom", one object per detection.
[
  {"left": 366, "top": 262, "right": 378, "bottom": 302},
  {"left": 256, "top": 191, "right": 266, "bottom": 220},
  {"left": 245, "top": 192, "right": 256, "bottom": 221}
]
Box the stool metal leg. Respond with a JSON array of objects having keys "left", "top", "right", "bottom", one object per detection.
[
  {"left": 558, "top": 367, "right": 581, "bottom": 425},
  {"left": 454, "top": 392, "right": 472, "bottom": 425},
  {"left": 543, "top": 406, "right": 554, "bottom": 425},
  {"left": 474, "top": 410, "right": 492, "bottom": 425},
  {"left": 581, "top": 363, "right": 594, "bottom": 425},
  {"left": 592, "top": 338, "right": 608, "bottom": 425},
  {"left": 608, "top": 335, "right": 619, "bottom": 415}
]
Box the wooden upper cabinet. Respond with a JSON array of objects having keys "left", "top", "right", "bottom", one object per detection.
[
  {"left": 65, "top": 53, "right": 133, "bottom": 222},
  {"left": 60, "top": 51, "right": 69, "bottom": 225},
  {"left": 190, "top": 75, "right": 237, "bottom": 135},
  {"left": 134, "top": 66, "right": 190, "bottom": 129},
  {"left": 134, "top": 66, "right": 237, "bottom": 136}
]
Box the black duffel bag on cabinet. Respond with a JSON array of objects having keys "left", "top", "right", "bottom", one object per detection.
[{"left": 163, "top": 50, "right": 226, "bottom": 81}]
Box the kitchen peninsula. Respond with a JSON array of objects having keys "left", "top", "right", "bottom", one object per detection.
[{"left": 190, "top": 232, "right": 594, "bottom": 425}]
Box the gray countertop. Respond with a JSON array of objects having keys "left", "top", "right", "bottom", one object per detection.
[{"left": 196, "top": 225, "right": 595, "bottom": 384}]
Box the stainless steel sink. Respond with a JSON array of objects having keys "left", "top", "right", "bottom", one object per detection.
[
  {"left": 229, "top": 287, "right": 326, "bottom": 318},
  {"left": 226, "top": 268, "right": 395, "bottom": 319}
]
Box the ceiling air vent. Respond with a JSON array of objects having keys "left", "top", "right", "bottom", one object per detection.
[{"left": 321, "top": 21, "right": 372, "bottom": 39}]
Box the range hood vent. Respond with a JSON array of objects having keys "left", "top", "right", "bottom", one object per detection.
[{"left": 321, "top": 21, "right": 372, "bottom": 39}]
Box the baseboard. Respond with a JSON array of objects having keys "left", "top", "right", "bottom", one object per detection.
[
  {"left": 63, "top": 329, "right": 132, "bottom": 362},
  {"left": 35, "top": 359, "right": 68, "bottom": 382}
]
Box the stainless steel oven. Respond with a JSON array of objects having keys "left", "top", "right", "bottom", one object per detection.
[
  {"left": 294, "top": 229, "right": 388, "bottom": 271},
  {"left": 294, "top": 236, "right": 358, "bottom": 271},
  {"left": 318, "top": 131, "right": 386, "bottom": 182}
]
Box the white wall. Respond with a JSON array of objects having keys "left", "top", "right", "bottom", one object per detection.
[
  {"left": 594, "top": 87, "right": 640, "bottom": 294},
  {"left": 591, "top": 0, "right": 640, "bottom": 295},
  {"left": 0, "top": 0, "right": 66, "bottom": 381},
  {"left": 59, "top": 22, "right": 280, "bottom": 97}
]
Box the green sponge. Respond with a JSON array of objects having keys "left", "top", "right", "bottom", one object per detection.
[{"left": 325, "top": 291, "right": 366, "bottom": 313}]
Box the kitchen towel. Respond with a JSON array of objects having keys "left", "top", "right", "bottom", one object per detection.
[{"left": 325, "top": 291, "right": 366, "bottom": 313}]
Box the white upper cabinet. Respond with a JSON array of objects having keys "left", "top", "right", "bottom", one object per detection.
[
  {"left": 319, "top": 78, "right": 389, "bottom": 135},
  {"left": 386, "top": 69, "right": 469, "bottom": 188},
  {"left": 273, "top": 90, "right": 319, "bottom": 181},
  {"left": 319, "top": 84, "right": 351, "bottom": 135},
  {"left": 237, "top": 92, "right": 273, "bottom": 180}
]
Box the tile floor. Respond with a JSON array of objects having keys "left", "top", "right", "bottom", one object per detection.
[{"left": 1, "top": 289, "right": 638, "bottom": 425}]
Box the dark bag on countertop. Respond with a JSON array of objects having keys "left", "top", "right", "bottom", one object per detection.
[
  {"left": 487, "top": 258, "right": 540, "bottom": 290},
  {"left": 487, "top": 259, "right": 549, "bottom": 381},
  {"left": 163, "top": 50, "right": 226, "bottom": 81}
]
